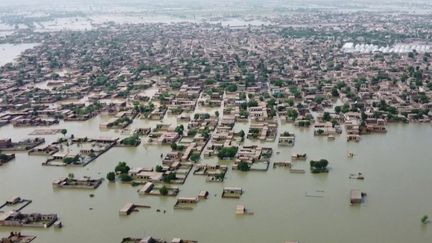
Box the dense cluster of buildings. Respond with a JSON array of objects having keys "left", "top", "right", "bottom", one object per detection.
[
  {"left": 0, "top": 11, "right": 430, "bottom": 142},
  {"left": 0, "top": 8, "right": 431, "bottom": 242}
]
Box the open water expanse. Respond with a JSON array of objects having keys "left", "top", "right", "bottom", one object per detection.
[
  {"left": 0, "top": 44, "right": 38, "bottom": 66},
  {"left": 0, "top": 114, "right": 432, "bottom": 243}
]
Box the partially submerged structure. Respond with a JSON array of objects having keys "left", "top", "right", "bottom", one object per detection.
[
  {"left": 119, "top": 203, "right": 150, "bottom": 216},
  {"left": 42, "top": 137, "right": 117, "bottom": 166},
  {"left": 121, "top": 236, "right": 197, "bottom": 243},
  {"left": 174, "top": 197, "right": 199, "bottom": 210},
  {"left": 0, "top": 232, "right": 36, "bottom": 243},
  {"left": 52, "top": 177, "right": 103, "bottom": 189},
  {"left": 222, "top": 187, "right": 243, "bottom": 199},
  {"left": 350, "top": 189, "right": 367, "bottom": 205},
  {"left": 0, "top": 212, "right": 59, "bottom": 228},
  {"left": 137, "top": 182, "right": 179, "bottom": 197},
  {"left": 0, "top": 154, "right": 15, "bottom": 166},
  {"left": 0, "top": 138, "right": 45, "bottom": 151}
]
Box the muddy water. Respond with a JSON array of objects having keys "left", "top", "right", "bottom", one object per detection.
[
  {"left": 0, "top": 110, "right": 432, "bottom": 242},
  {"left": 0, "top": 43, "right": 38, "bottom": 66}
]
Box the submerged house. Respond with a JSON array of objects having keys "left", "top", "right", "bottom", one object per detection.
[
  {"left": 222, "top": 187, "right": 243, "bottom": 198},
  {"left": 0, "top": 211, "right": 58, "bottom": 228},
  {"left": 350, "top": 189, "right": 367, "bottom": 205},
  {"left": 278, "top": 132, "right": 295, "bottom": 146}
]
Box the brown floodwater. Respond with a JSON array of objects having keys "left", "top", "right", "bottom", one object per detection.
[{"left": 1, "top": 112, "right": 432, "bottom": 243}]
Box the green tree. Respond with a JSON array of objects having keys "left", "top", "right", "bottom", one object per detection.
[
  {"left": 271, "top": 79, "right": 285, "bottom": 87},
  {"left": 289, "top": 86, "right": 301, "bottom": 98},
  {"left": 239, "top": 130, "right": 245, "bottom": 138},
  {"left": 238, "top": 161, "right": 250, "bottom": 171},
  {"left": 287, "top": 98, "right": 295, "bottom": 106},
  {"left": 61, "top": 129, "right": 67, "bottom": 136},
  {"left": 190, "top": 153, "right": 201, "bottom": 162},
  {"left": 63, "top": 155, "right": 79, "bottom": 164},
  {"left": 287, "top": 109, "right": 298, "bottom": 120},
  {"left": 314, "top": 96, "right": 325, "bottom": 104},
  {"left": 175, "top": 125, "right": 184, "bottom": 135},
  {"left": 323, "top": 112, "right": 331, "bottom": 122},
  {"left": 205, "top": 79, "right": 215, "bottom": 85},
  {"left": 215, "top": 173, "right": 225, "bottom": 181},
  {"left": 163, "top": 173, "right": 176, "bottom": 183},
  {"left": 267, "top": 98, "right": 276, "bottom": 108},
  {"left": 171, "top": 143, "right": 178, "bottom": 150},
  {"left": 155, "top": 165, "right": 163, "bottom": 172},
  {"left": 119, "top": 173, "right": 133, "bottom": 182},
  {"left": 202, "top": 130, "right": 210, "bottom": 139},
  {"left": 248, "top": 99, "right": 258, "bottom": 107},
  {"left": 217, "top": 146, "right": 238, "bottom": 159},
  {"left": 121, "top": 135, "right": 140, "bottom": 146},
  {"left": 310, "top": 159, "right": 329, "bottom": 173},
  {"left": 67, "top": 173, "right": 75, "bottom": 180},
  {"left": 115, "top": 162, "right": 130, "bottom": 174},
  {"left": 159, "top": 186, "right": 169, "bottom": 195},
  {"left": 226, "top": 83, "right": 238, "bottom": 92},
  {"left": 170, "top": 80, "right": 183, "bottom": 89},
  {"left": 421, "top": 215, "right": 429, "bottom": 224},
  {"left": 331, "top": 88, "right": 339, "bottom": 97},
  {"left": 106, "top": 172, "right": 116, "bottom": 182},
  {"left": 239, "top": 110, "right": 249, "bottom": 118},
  {"left": 341, "top": 103, "right": 350, "bottom": 113}
]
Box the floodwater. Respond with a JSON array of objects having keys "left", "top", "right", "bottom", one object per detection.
[
  {"left": 0, "top": 43, "right": 38, "bottom": 66},
  {"left": 90, "top": 15, "right": 195, "bottom": 25},
  {"left": 33, "top": 15, "right": 196, "bottom": 32},
  {"left": 206, "top": 18, "right": 271, "bottom": 27},
  {"left": 32, "top": 15, "right": 270, "bottom": 32},
  {"left": 0, "top": 110, "right": 432, "bottom": 243},
  {"left": 35, "top": 17, "right": 93, "bottom": 32},
  {"left": 0, "top": 31, "right": 13, "bottom": 37}
]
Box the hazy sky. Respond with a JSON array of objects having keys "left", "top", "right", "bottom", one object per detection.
[
  {"left": 0, "top": 0, "right": 427, "bottom": 5},
  {"left": 0, "top": 0, "right": 430, "bottom": 11}
]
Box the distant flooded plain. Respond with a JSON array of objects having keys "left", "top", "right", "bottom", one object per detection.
[{"left": 32, "top": 14, "right": 270, "bottom": 32}]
